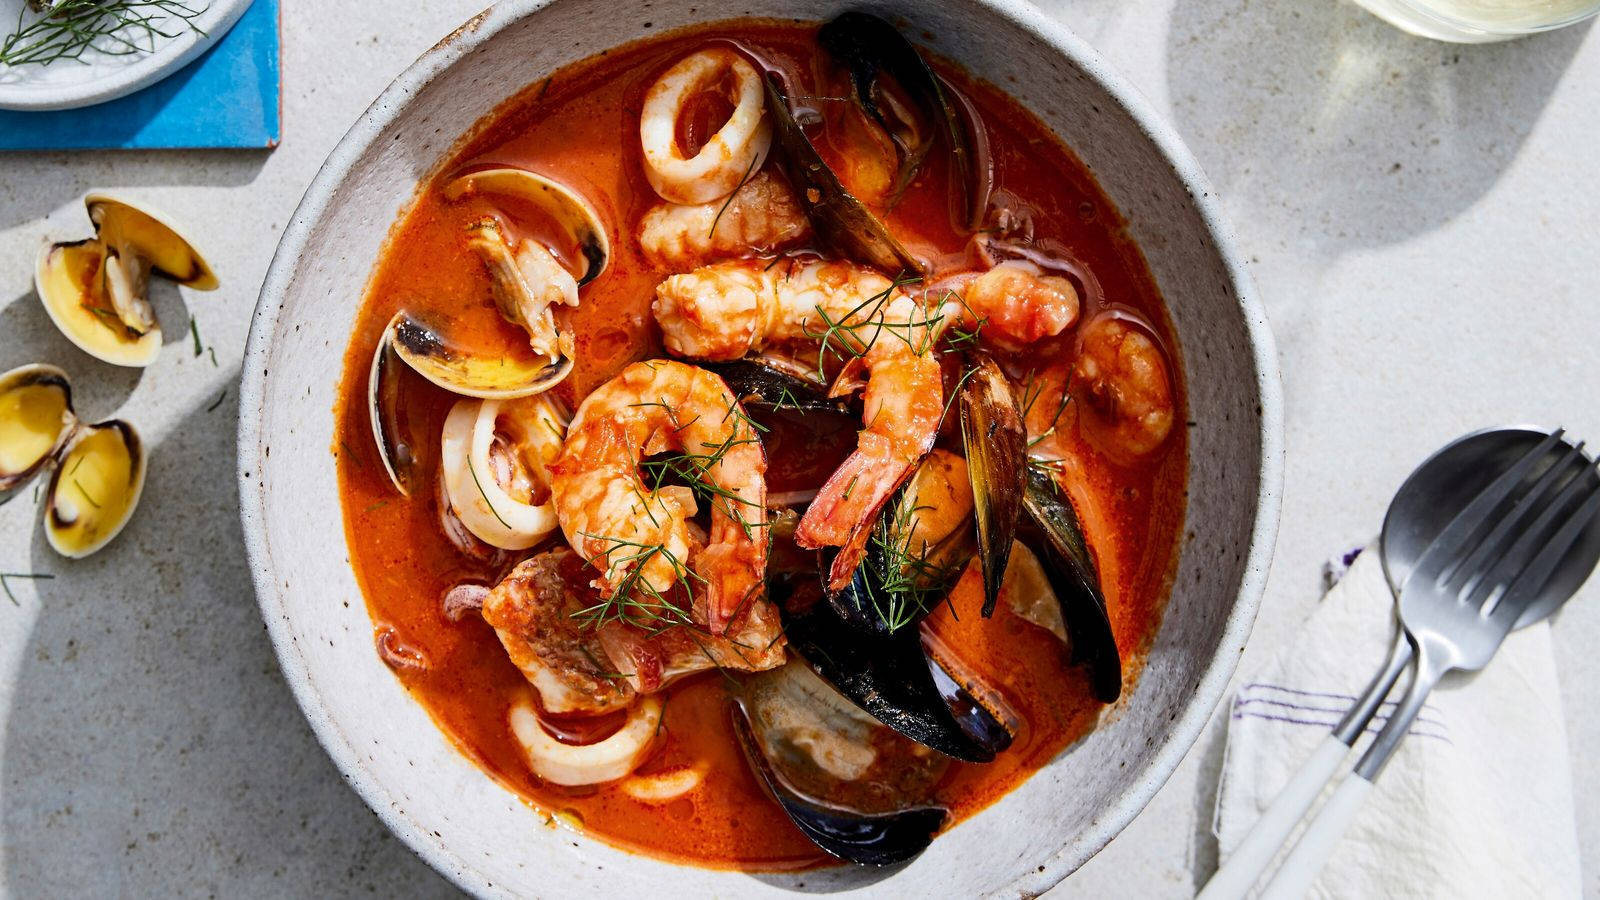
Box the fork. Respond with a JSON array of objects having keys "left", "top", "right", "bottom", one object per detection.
[{"left": 1257, "top": 436, "right": 1600, "bottom": 899}]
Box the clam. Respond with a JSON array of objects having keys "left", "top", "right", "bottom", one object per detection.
[
  {"left": 817, "top": 11, "right": 983, "bottom": 225},
  {"left": 35, "top": 194, "right": 218, "bottom": 368},
  {"left": 367, "top": 310, "right": 573, "bottom": 495},
  {"left": 0, "top": 364, "right": 146, "bottom": 558},
  {"left": 0, "top": 364, "right": 74, "bottom": 498},
  {"left": 444, "top": 167, "right": 610, "bottom": 286},
  {"left": 959, "top": 352, "right": 1026, "bottom": 617},
  {"left": 762, "top": 73, "right": 923, "bottom": 275},
  {"left": 732, "top": 660, "right": 949, "bottom": 865},
  {"left": 438, "top": 394, "right": 566, "bottom": 550}
]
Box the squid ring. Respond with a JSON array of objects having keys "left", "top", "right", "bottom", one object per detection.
[{"left": 640, "top": 49, "right": 771, "bottom": 205}]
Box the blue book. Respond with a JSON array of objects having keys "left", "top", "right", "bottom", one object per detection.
[{"left": 0, "top": 0, "right": 280, "bottom": 151}]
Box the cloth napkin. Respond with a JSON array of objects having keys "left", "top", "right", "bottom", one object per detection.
[{"left": 1213, "top": 548, "right": 1581, "bottom": 898}]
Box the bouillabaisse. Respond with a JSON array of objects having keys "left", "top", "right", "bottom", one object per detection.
[{"left": 335, "top": 15, "right": 1187, "bottom": 872}]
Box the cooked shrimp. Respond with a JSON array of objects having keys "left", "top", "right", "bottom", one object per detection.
[
  {"left": 640, "top": 49, "right": 772, "bottom": 204},
  {"left": 1072, "top": 315, "right": 1175, "bottom": 459},
  {"left": 959, "top": 260, "right": 1079, "bottom": 349},
  {"left": 653, "top": 258, "right": 945, "bottom": 589},
  {"left": 637, "top": 171, "right": 811, "bottom": 269},
  {"left": 466, "top": 217, "right": 578, "bottom": 361},
  {"left": 549, "top": 360, "right": 767, "bottom": 634}
]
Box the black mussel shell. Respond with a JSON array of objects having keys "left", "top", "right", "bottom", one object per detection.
[
  {"left": 761, "top": 72, "right": 923, "bottom": 275},
  {"left": 731, "top": 704, "right": 946, "bottom": 866},
  {"left": 959, "top": 353, "right": 1026, "bottom": 618},
  {"left": 817, "top": 11, "right": 978, "bottom": 225},
  {"left": 1020, "top": 466, "right": 1121, "bottom": 703},
  {"left": 704, "top": 358, "right": 853, "bottom": 416},
  {"left": 775, "top": 568, "right": 1009, "bottom": 763}
]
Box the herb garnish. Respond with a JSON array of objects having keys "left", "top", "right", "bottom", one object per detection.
[
  {"left": 0, "top": 572, "right": 54, "bottom": 606},
  {"left": 1, "top": 0, "right": 208, "bottom": 68}
]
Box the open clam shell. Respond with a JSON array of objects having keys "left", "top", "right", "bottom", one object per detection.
[
  {"left": 0, "top": 364, "right": 77, "bottom": 500},
  {"left": 442, "top": 167, "right": 610, "bottom": 286},
  {"left": 385, "top": 311, "right": 574, "bottom": 400},
  {"left": 35, "top": 239, "right": 163, "bottom": 368},
  {"left": 34, "top": 194, "right": 217, "bottom": 368},
  {"left": 44, "top": 419, "right": 146, "bottom": 559}
]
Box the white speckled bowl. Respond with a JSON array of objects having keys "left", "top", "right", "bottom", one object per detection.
[{"left": 239, "top": 1, "right": 1283, "bottom": 896}]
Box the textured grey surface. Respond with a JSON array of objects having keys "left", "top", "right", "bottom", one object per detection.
[{"left": 0, "top": 0, "right": 1596, "bottom": 897}]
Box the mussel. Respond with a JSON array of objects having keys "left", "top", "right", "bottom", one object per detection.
[
  {"left": 762, "top": 73, "right": 922, "bottom": 275},
  {"left": 704, "top": 358, "right": 853, "bottom": 417},
  {"left": 732, "top": 660, "right": 949, "bottom": 865},
  {"left": 35, "top": 193, "right": 219, "bottom": 368},
  {"left": 959, "top": 352, "right": 1026, "bottom": 617},
  {"left": 0, "top": 364, "right": 146, "bottom": 557},
  {"left": 1020, "top": 465, "right": 1122, "bottom": 703},
  {"left": 817, "top": 12, "right": 982, "bottom": 225},
  {"left": 773, "top": 452, "right": 1013, "bottom": 763}
]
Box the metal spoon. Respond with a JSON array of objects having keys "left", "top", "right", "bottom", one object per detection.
[{"left": 1200, "top": 427, "right": 1600, "bottom": 900}]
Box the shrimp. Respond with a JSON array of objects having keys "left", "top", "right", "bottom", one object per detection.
[
  {"left": 548, "top": 360, "right": 767, "bottom": 634},
  {"left": 1072, "top": 315, "right": 1175, "bottom": 459},
  {"left": 653, "top": 258, "right": 945, "bottom": 590},
  {"left": 959, "top": 260, "right": 1080, "bottom": 349},
  {"left": 637, "top": 171, "right": 811, "bottom": 270},
  {"left": 640, "top": 49, "right": 772, "bottom": 204}
]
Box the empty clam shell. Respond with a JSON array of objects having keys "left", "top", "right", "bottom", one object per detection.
[
  {"left": 0, "top": 363, "right": 76, "bottom": 498},
  {"left": 44, "top": 419, "right": 146, "bottom": 559}
]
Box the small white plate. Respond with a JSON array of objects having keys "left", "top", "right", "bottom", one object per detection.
[{"left": 0, "top": 0, "right": 254, "bottom": 111}]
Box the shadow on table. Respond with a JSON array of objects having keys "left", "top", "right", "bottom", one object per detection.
[
  {"left": 0, "top": 386, "right": 458, "bottom": 898},
  {"left": 0, "top": 149, "right": 268, "bottom": 232},
  {"left": 1166, "top": 0, "right": 1591, "bottom": 261}
]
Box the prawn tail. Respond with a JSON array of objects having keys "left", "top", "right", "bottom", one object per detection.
[{"left": 796, "top": 450, "right": 918, "bottom": 591}]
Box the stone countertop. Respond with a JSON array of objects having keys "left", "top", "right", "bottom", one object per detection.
[{"left": 1, "top": 0, "right": 1596, "bottom": 896}]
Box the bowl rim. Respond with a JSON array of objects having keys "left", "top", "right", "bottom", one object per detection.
[{"left": 236, "top": 0, "right": 1284, "bottom": 894}]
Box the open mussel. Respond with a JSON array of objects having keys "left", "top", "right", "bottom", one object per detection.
[
  {"left": 772, "top": 452, "right": 1013, "bottom": 763},
  {"left": 762, "top": 73, "right": 922, "bottom": 275},
  {"left": 817, "top": 11, "right": 981, "bottom": 225},
  {"left": 732, "top": 660, "right": 949, "bottom": 865},
  {"left": 1021, "top": 465, "right": 1121, "bottom": 703},
  {"left": 0, "top": 364, "right": 146, "bottom": 557},
  {"left": 704, "top": 358, "right": 853, "bottom": 417},
  {"left": 959, "top": 352, "right": 1026, "bottom": 617}
]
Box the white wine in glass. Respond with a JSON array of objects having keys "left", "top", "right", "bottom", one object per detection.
[{"left": 1352, "top": 0, "right": 1600, "bottom": 40}]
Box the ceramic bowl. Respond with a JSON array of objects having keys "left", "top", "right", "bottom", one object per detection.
[{"left": 238, "top": 1, "right": 1283, "bottom": 895}]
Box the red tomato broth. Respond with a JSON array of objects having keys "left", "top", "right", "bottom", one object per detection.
[{"left": 335, "top": 19, "right": 1186, "bottom": 871}]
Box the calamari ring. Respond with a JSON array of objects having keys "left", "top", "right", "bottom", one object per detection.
[{"left": 640, "top": 49, "right": 772, "bottom": 205}]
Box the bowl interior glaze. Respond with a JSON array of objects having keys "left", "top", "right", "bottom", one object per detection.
[{"left": 239, "top": 1, "right": 1282, "bottom": 896}]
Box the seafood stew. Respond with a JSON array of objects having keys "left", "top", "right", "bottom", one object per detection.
[{"left": 335, "top": 14, "right": 1185, "bottom": 872}]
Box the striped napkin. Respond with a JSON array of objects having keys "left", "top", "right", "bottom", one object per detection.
[{"left": 1213, "top": 548, "right": 1581, "bottom": 898}]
